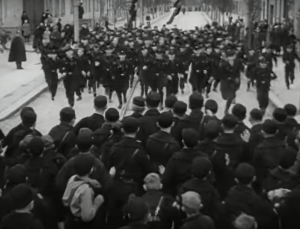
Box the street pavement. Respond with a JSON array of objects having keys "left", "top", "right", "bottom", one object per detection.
[
  {"left": 0, "top": 10, "right": 171, "bottom": 122},
  {"left": 0, "top": 12, "right": 273, "bottom": 135},
  {"left": 205, "top": 12, "right": 300, "bottom": 120},
  {"left": 0, "top": 11, "right": 173, "bottom": 133}
]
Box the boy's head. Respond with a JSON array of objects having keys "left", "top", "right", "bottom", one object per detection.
[
  {"left": 143, "top": 173, "right": 162, "bottom": 191},
  {"left": 181, "top": 191, "right": 202, "bottom": 214},
  {"left": 73, "top": 154, "right": 95, "bottom": 177},
  {"left": 10, "top": 184, "right": 34, "bottom": 211},
  {"left": 235, "top": 163, "right": 255, "bottom": 185}
]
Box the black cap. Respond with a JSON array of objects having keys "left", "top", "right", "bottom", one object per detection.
[
  {"left": 77, "top": 128, "right": 93, "bottom": 151},
  {"left": 146, "top": 91, "right": 161, "bottom": 107},
  {"left": 6, "top": 165, "right": 26, "bottom": 185},
  {"left": 192, "top": 157, "right": 212, "bottom": 179},
  {"left": 28, "top": 137, "right": 45, "bottom": 156},
  {"left": 21, "top": 111, "right": 37, "bottom": 126},
  {"left": 158, "top": 112, "right": 174, "bottom": 128},
  {"left": 173, "top": 101, "right": 187, "bottom": 115},
  {"left": 10, "top": 184, "right": 34, "bottom": 210},
  {"left": 94, "top": 95, "right": 107, "bottom": 109},
  {"left": 122, "top": 117, "right": 140, "bottom": 133},
  {"left": 205, "top": 120, "right": 221, "bottom": 139},
  {"left": 124, "top": 197, "right": 149, "bottom": 221},
  {"left": 235, "top": 163, "right": 255, "bottom": 185},
  {"left": 20, "top": 107, "right": 34, "bottom": 119},
  {"left": 284, "top": 104, "right": 297, "bottom": 116},
  {"left": 182, "top": 128, "right": 199, "bottom": 148},
  {"left": 222, "top": 114, "right": 238, "bottom": 129},
  {"left": 189, "top": 92, "right": 204, "bottom": 109},
  {"left": 204, "top": 99, "right": 218, "bottom": 114},
  {"left": 250, "top": 108, "right": 263, "bottom": 121},
  {"left": 73, "top": 154, "right": 95, "bottom": 176},
  {"left": 232, "top": 104, "right": 247, "bottom": 120},
  {"left": 60, "top": 107, "right": 76, "bottom": 122},
  {"left": 132, "top": 96, "right": 145, "bottom": 108},
  {"left": 273, "top": 108, "right": 287, "bottom": 123},
  {"left": 165, "top": 95, "right": 178, "bottom": 109},
  {"left": 105, "top": 108, "right": 119, "bottom": 122},
  {"left": 262, "top": 119, "right": 278, "bottom": 134}
]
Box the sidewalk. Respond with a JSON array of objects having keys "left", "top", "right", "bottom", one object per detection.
[
  {"left": 0, "top": 11, "right": 171, "bottom": 121},
  {"left": 204, "top": 12, "right": 300, "bottom": 119}
]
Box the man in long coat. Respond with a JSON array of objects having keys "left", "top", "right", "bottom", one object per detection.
[{"left": 8, "top": 30, "right": 26, "bottom": 70}]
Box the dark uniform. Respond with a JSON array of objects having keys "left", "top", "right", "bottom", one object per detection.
[
  {"left": 112, "top": 50, "right": 133, "bottom": 108},
  {"left": 245, "top": 49, "right": 258, "bottom": 90},
  {"left": 138, "top": 47, "right": 153, "bottom": 97},
  {"left": 189, "top": 46, "right": 211, "bottom": 93},
  {"left": 253, "top": 59, "right": 277, "bottom": 112},
  {"left": 59, "top": 49, "right": 77, "bottom": 107},
  {"left": 282, "top": 45, "right": 300, "bottom": 89},
  {"left": 165, "top": 50, "right": 183, "bottom": 96},
  {"left": 43, "top": 49, "right": 60, "bottom": 100}
]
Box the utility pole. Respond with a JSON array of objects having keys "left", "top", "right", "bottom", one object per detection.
[{"left": 74, "top": 0, "right": 80, "bottom": 42}]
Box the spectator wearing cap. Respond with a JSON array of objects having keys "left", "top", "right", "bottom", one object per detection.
[
  {"left": 141, "top": 173, "right": 179, "bottom": 229},
  {"left": 181, "top": 157, "right": 222, "bottom": 220},
  {"left": 122, "top": 197, "right": 151, "bottom": 229},
  {"left": 92, "top": 108, "right": 123, "bottom": 160},
  {"left": 199, "top": 99, "right": 220, "bottom": 141},
  {"left": 130, "top": 96, "right": 145, "bottom": 119},
  {"left": 284, "top": 104, "right": 300, "bottom": 150},
  {"left": 6, "top": 109, "right": 42, "bottom": 160},
  {"left": 171, "top": 100, "right": 188, "bottom": 143},
  {"left": 272, "top": 108, "right": 288, "bottom": 141},
  {"left": 164, "top": 95, "right": 178, "bottom": 113},
  {"left": 0, "top": 166, "right": 49, "bottom": 228},
  {"left": 73, "top": 95, "right": 107, "bottom": 135},
  {"left": 107, "top": 117, "right": 153, "bottom": 228},
  {"left": 162, "top": 128, "right": 208, "bottom": 196},
  {"left": 253, "top": 119, "right": 286, "bottom": 183},
  {"left": 248, "top": 108, "right": 264, "bottom": 155},
  {"left": 49, "top": 107, "right": 77, "bottom": 157},
  {"left": 197, "top": 120, "right": 221, "bottom": 157},
  {"left": 137, "top": 91, "right": 161, "bottom": 146},
  {"left": 224, "top": 163, "right": 279, "bottom": 229},
  {"left": 1, "top": 184, "right": 44, "bottom": 229},
  {"left": 180, "top": 191, "right": 215, "bottom": 229},
  {"left": 146, "top": 112, "right": 181, "bottom": 168},
  {"left": 62, "top": 154, "right": 104, "bottom": 228},
  {"left": 215, "top": 114, "right": 244, "bottom": 168},
  {"left": 232, "top": 104, "right": 250, "bottom": 136},
  {"left": 173, "top": 92, "right": 204, "bottom": 143},
  {"left": 262, "top": 147, "right": 298, "bottom": 192}
]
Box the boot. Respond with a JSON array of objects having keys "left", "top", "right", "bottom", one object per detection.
[
  {"left": 117, "top": 94, "right": 123, "bottom": 109},
  {"left": 123, "top": 93, "right": 127, "bottom": 104},
  {"left": 77, "top": 96, "right": 82, "bottom": 101}
]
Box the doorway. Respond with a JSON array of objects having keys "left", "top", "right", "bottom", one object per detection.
[{"left": 23, "top": 0, "right": 45, "bottom": 31}]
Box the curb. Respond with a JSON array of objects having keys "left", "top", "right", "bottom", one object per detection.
[{"left": 0, "top": 12, "right": 170, "bottom": 122}]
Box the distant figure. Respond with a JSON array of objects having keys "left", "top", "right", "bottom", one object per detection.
[
  {"left": 79, "top": 3, "right": 84, "bottom": 19},
  {"left": 21, "top": 11, "right": 29, "bottom": 25},
  {"left": 56, "top": 18, "right": 62, "bottom": 32},
  {"left": 0, "top": 30, "right": 10, "bottom": 50},
  {"left": 9, "top": 30, "right": 26, "bottom": 70},
  {"left": 21, "top": 19, "right": 31, "bottom": 43},
  {"left": 41, "top": 9, "right": 51, "bottom": 23}
]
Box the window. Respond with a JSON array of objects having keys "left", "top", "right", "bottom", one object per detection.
[
  {"left": 61, "top": 0, "right": 65, "bottom": 16},
  {"left": 88, "top": 0, "right": 91, "bottom": 12},
  {"left": 71, "top": 0, "right": 74, "bottom": 13},
  {"left": 55, "top": 0, "right": 59, "bottom": 16}
]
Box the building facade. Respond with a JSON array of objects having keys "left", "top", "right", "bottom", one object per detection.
[{"left": 0, "top": 0, "right": 126, "bottom": 29}]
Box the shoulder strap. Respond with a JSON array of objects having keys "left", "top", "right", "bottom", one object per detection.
[
  {"left": 119, "top": 148, "right": 139, "bottom": 173},
  {"left": 57, "top": 131, "right": 70, "bottom": 152},
  {"left": 155, "top": 196, "right": 164, "bottom": 216}
]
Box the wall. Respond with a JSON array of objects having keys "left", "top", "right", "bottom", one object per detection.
[{"left": 1, "top": 0, "right": 23, "bottom": 27}]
